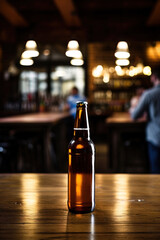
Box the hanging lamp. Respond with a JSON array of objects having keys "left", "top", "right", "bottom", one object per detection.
[
  {"left": 22, "top": 40, "right": 39, "bottom": 58},
  {"left": 65, "top": 40, "right": 82, "bottom": 58},
  {"left": 70, "top": 56, "right": 84, "bottom": 66},
  {"left": 115, "top": 41, "right": 130, "bottom": 59},
  {"left": 20, "top": 52, "right": 34, "bottom": 66},
  {"left": 116, "top": 59, "right": 130, "bottom": 66}
]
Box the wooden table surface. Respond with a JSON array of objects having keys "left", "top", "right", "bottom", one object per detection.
[
  {"left": 0, "top": 112, "right": 70, "bottom": 125},
  {"left": 106, "top": 112, "right": 146, "bottom": 124},
  {"left": 106, "top": 112, "right": 147, "bottom": 172},
  {"left": 0, "top": 112, "right": 71, "bottom": 172},
  {"left": 0, "top": 173, "right": 160, "bottom": 239}
]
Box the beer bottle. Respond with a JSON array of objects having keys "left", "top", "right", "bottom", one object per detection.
[{"left": 68, "top": 101, "right": 95, "bottom": 213}]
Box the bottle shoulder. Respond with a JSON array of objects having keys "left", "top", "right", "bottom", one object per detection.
[{"left": 68, "top": 138, "right": 95, "bottom": 150}]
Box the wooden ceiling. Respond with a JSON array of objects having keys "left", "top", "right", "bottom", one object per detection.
[{"left": 0, "top": 0, "right": 160, "bottom": 66}]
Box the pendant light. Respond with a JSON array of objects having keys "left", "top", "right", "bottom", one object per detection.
[
  {"left": 70, "top": 56, "right": 84, "bottom": 66},
  {"left": 20, "top": 58, "right": 33, "bottom": 66},
  {"left": 116, "top": 59, "right": 130, "bottom": 66},
  {"left": 115, "top": 41, "right": 130, "bottom": 66},
  {"left": 20, "top": 52, "right": 34, "bottom": 66},
  {"left": 115, "top": 41, "right": 130, "bottom": 58},
  {"left": 65, "top": 40, "right": 82, "bottom": 58},
  {"left": 22, "top": 40, "right": 39, "bottom": 58}
]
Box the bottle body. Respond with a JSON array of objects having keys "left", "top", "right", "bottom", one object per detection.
[{"left": 68, "top": 102, "right": 95, "bottom": 213}]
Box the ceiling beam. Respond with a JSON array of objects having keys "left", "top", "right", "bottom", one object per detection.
[
  {"left": 0, "top": 0, "right": 28, "bottom": 27},
  {"left": 53, "top": 0, "right": 81, "bottom": 27},
  {"left": 147, "top": 0, "right": 160, "bottom": 26}
]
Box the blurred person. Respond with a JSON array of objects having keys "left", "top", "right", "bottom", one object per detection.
[
  {"left": 66, "top": 86, "right": 86, "bottom": 119},
  {"left": 129, "top": 87, "right": 144, "bottom": 114},
  {"left": 131, "top": 67, "right": 160, "bottom": 173},
  {"left": 66, "top": 86, "right": 86, "bottom": 141}
]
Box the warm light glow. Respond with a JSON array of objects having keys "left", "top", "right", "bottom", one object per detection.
[
  {"left": 66, "top": 40, "right": 82, "bottom": 58},
  {"left": 96, "top": 65, "right": 103, "bottom": 72},
  {"left": 125, "top": 69, "right": 130, "bottom": 76},
  {"left": 103, "top": 72, "right": 110, "bottom": 83},
  {"left": 21, "top": 175, "right": 39, "bottom": 223},
  {"left": 114, "top": 63, "right": 149, "bottom": 77},
  {"left": 69, "top": 154, "right": 71, "bottom": 167},
  {"left": 92, "top": 65, "right": 103, "bottom": 77},
  {"left": 136, "top": 63, "right": 144, "bottom": 74},
  {"left": 108, "top": 67, "right": 115, "bottom": 73},
  {"left": 129, "top": 70, "right": 134, "bottom": 77},
  {"left": 24, "top": 40, "right": 39, "bottom": 57},
  {"left": 78, "top": 108, "right": 82, "bottom": 120},
  {"left": 115, "top": 51, "right": 130, "bottom": 59},
  {"left": 115, "top": 41, "right": 130, "bottom": 63},
  {"left": 115, "top": 65, "right": 125, "bottom": 76},
  {"left": 146, "top": 46, "right": 158, "bottom": 61},
  {"left": 20, "top": 58, "right": 33, "bottom": 66},
  {"left": 116, "top": 59, "right": 130, "bottom": 66},
  {"left": 68, "top": 40, "right": 79, "bottom": 49},
  {"left": 76, "top": 173, "right": 83, "bottom": 198},
  {"left": 90, "top": 214, "right": 95, "bottom": 234},
  {"left": 66, "top": 49, "right": 82, "bottom": 58},
  {"left": 70, "top": 58, "right": 84, "bottom": 66},
  {"left": 115, "top": 65, "right": 122, "bottom": 72},
  {"left": 117, "top": 41, "right": 129, "bottom": 50},
  {"left": 143, "top": 66, "right": 151, "bottom": 76},
  {"left": 22, "top": 50, "right": 39, "bottom": 58},
  {"left": 128, "top": 66, "right": 139, "bottom": 77},
  {"left": 43, "top": 49, "right": 50, "bottom": 56},
  {"left": 106, "top": 90, "right": 112, "bottom": 99},
  {"left": 113, "top": 175, "right": 129, "bottom": 220},
  {"left": 146, "top": 42, "right": 160, "bottom": 61},
  {"left": 155, "top": 42, "right": 160, "bottom": 58},
  {"left": 25, "top": 40, "right": 37, "bottom": 48},
  {"left": 76, "top": 144, "right": 84, "bottom": 149}
]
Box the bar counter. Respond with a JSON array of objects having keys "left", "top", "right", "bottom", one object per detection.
[
  {"left": 0, "top": 112, "right": 71, "bottom": 172},
  {"left": 0, "top": 112, "right": 70, "bottom": 125},
  {"left": 0, "top": 173, "right": 160, "bottom": 239},
  {"left": 106, "top": 112, "right": 146, "bottom": 124},
  {"left": 106, "top": 112, "right": 147, "bottom": 173}
]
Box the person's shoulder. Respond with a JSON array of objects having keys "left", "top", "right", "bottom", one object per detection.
[
  {"left": 146, "top": 86, "right": 160, "bottom": 96},
  {"left": 141, "top": 86, "right": 160, "bottom": 103},
  {"left": 141, "top": 87, "right": 155, "bottom": 97}
]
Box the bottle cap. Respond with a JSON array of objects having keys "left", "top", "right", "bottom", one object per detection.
[{"left": 76, "top": 101, "right": 88, "bottom": 107}]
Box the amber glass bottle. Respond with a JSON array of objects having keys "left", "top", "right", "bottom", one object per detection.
[{"left": 68, "top": 101, "right": 95, "bottom": 213}]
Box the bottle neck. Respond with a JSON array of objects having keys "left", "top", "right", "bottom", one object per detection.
[
  {"left": 73, "top": 128, "right": 90, "bottom": 140},
  {"left": 73, "top": 105, "right": 90, "bottom": 140}
]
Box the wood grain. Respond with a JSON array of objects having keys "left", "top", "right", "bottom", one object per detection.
[
  {"left": 0, "top": 174, "right": 160, "bottom": 239},
  {"left": 0, "top": 112, "right": 70, "bottom": 125}
]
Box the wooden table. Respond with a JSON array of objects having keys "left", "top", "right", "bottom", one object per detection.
[
  {"left": 0, "top": 112, "right": 71, "bottom": 172},
  {"left": 0, "top": 112, "right": 70, "bottom": 125},
  {"left": 106, "top": 112, "right": 146, "bottom": 124},
  {"left": 0, "top": 173, "right": 160, "bottom": 239},
  {"left": 106, "top": 112, "right": 147, "bottom": 173}
]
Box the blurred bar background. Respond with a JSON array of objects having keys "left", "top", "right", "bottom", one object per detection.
[{"left": 0, "top": 0, "right": 160, "bottom": 173}]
